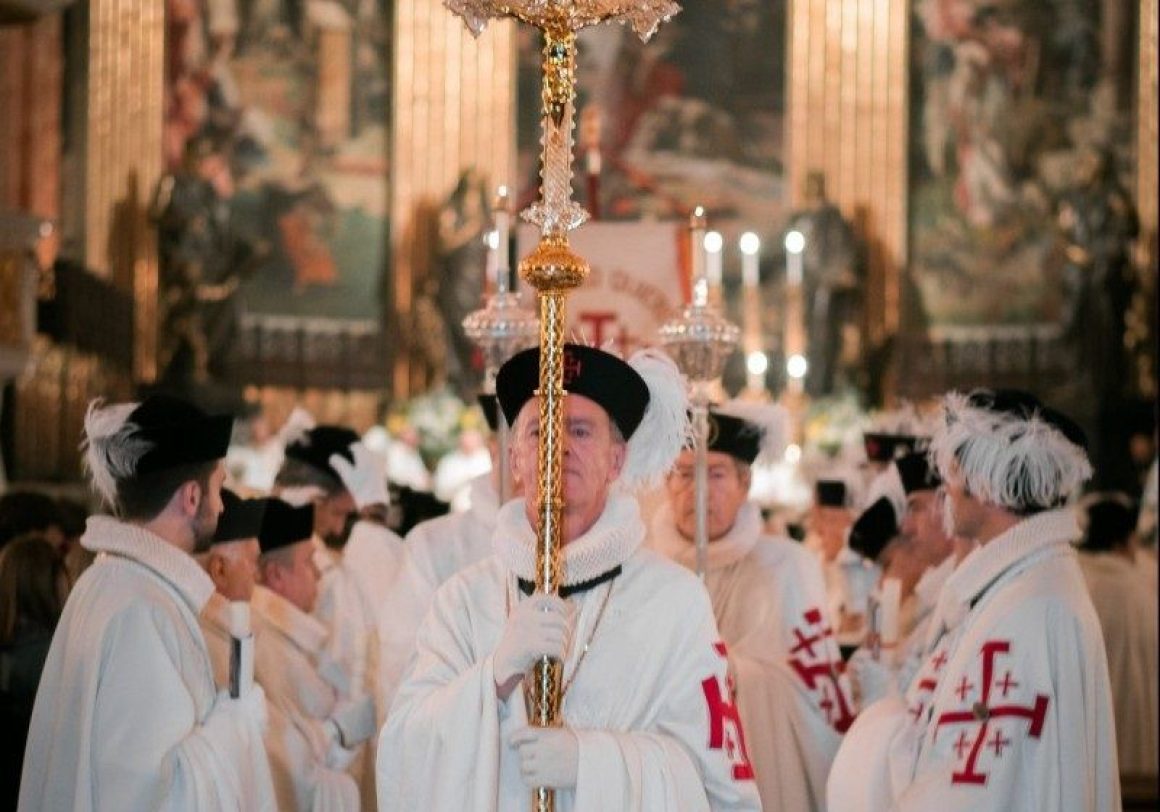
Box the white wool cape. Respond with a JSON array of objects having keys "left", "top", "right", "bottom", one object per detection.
[{"left": 376, "top": 495, "right": 761, "bottom": 812}]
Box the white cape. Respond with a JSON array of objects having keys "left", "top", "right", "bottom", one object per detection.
[
  {"left": 19, "top": 517, "right": 275, "bottom": 812},
  {"left": 1077, "top": 551, "right": 1158, "bottom": 775},
  {"left": 827, "top": 510, "right": 1120, "bottom": 811},
  {"left": 376, "top": 496, "right": 761, "bottom": 812},
  {"left": 650, "top": 502, "right": 852, "bottom": 811}
]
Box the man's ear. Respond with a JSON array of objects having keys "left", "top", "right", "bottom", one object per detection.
[
  {"left": 608, "top": 439, "right": 627, "bottom": 483},
  {"left": 178, "top": 479, "right": 203, "bottom": 519},
  {"left": 205, "top": 551, "right": 226, "bottom": 586}
]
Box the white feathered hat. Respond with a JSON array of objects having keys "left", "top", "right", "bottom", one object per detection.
[
  {"left": 708, "top": 400, "right": 789, "bottom": 467},
  {"left": 929, "top": 389, "right": 1092, "bottom": 514}
]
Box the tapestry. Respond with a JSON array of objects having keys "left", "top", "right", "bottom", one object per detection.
[
  {"left": 161, "top": 0, "right": 390, "bottom": 322},
  {"left": 515, "top": 0, "right": 786, "bottom": 231},
  {"left": 907, "top": 0, "right": 1138, "bottom": 328}
]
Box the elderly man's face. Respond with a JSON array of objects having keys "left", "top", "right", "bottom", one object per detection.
[
  {"left": 666, "top": 449, "right": 751, "bottom": 541},
  {"left": 511, "top": 394, "right": 626, "bottom": 542}
]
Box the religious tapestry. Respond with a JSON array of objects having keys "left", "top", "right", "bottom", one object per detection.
[
  {"left": 907, "top": 0, "right": 1138, "bottom": 329},
  {"left": 160, "top": 0, "right": 390, "bottom": 382},
  {"left": 515, "top": 0, "right": 787, "bottom": 231}
]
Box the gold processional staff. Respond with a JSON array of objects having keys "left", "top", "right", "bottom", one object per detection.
[{"left": 442, "top": 0, "right": 680, "bottom": 808}]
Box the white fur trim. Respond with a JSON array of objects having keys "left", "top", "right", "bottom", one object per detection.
[
  {"left": 714, "top": 400, "right": 788, "bottom": 466},
  {"left": 81, "top": 399, "right": 149, "bottom": 510},
  {"left": 618, "top": 348, "right": 691, "bottom": 490},
  {"left": 930, "top": 392, "right": 1092, "bottom": 513}
]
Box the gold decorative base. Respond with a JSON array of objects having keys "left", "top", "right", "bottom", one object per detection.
[{"left": 518, "top": 233, "right": 590, "bottom": 293}]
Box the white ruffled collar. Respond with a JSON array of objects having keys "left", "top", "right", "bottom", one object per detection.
[
  {"left": 82, "top": 515, "right": 215, "bottom": 613},
  {"left": 649, "top": 500, "right": 761, "bottom": 571},
  {"left": 493, "top": 493, "right": 644, "bottom": 585}
]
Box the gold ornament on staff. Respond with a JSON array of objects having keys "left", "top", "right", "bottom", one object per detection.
[{"left": 444, "top": 0, "right": 679, "bottom": 809}]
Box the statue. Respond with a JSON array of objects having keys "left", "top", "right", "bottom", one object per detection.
[
  {"left": 1056, "top": 146, "right": 1139, "bottom": 398},
  {"left": 433, "top": 168, "right": 491, "bottom": 399},
  {"left": 151, "top": 135, "right": 266, "bottom": 384},
  {"left": 782, "top": 171, "right": 865, "bottom": 398}
]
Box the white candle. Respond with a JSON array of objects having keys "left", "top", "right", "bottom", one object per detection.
[
  {"left": 690, "top": 206, "right": 707, "bottom": 306},
  {"left": 785, "top": 229, "right": 805, "bottom": 286},
  {"left": 879, "top": 577, "right": 902, "bottom": 647},
  {"left": 739, "top": 231, "right": 760, "bottom": 289},
  {"left": 704, "top": 230, "right": 723, "bottom": 291},
  {"left": 228, "top": 601, "right": 250, "bottom": 638},
  {"left": 484, "top": 229, "right": 499, "bottom": 293},
  {"left": 494, "top": 186, "right": 510, "bottom": 293}
]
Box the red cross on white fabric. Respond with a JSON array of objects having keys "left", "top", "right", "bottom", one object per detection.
[
  {"left": 787, "top": 608, "right": 854, "bottom": 732},
  {"left": 932, "top": 640, "right": 1050, "bottom": 785},
  {"left": 907, "top": 677, "right": 939, "bottom": 724},
  {"left": 702, "top": 641, "right": 756, "bottom": 781},
  {"left": 931, "top": 650, "right": 949, "bottom": 671}
]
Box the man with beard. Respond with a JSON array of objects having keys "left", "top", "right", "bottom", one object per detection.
[
  {"left": 828, "top": 390, "right": 1119, "bottom": 811},
  {"left": 19, "top": 395, "right": 275, "bottom": 811},
  {"left": 378, "top": 345, "right": 760, "bottom": 811},
  {"left": 650, "top": 401, "right": 853, "bottom": 811}
]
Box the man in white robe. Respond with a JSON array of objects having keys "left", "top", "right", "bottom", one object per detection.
[
  {"left": 253, "top": 497, "right": 377, "bottom": 811},
  {"left": 275, "top": 427, "right": 404, "bottom": 701},
  {"left": 19, "top": 395, "right": 274, "bottom": 811},
  {"left": 1076, "top": 492, "right": 1158, "bottom": 776},
  {"left": 650, "top": 401, "right": 853, "bottom": 811},
  {"left": 376, "top": 394, "right": 519, "bottom": 717},
  {"left": 200, "top": 487, "right": 264, "bottom": 688},
  {"left": 828, "top": 389, "right": 1120, "bottom": 811},
  {"left": 377, "top": 344, "right": 761, "bottom": 811}
]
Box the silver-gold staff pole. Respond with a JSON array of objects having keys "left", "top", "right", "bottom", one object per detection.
[{"left": 659, "top": 207, "right": 739, "bottom": 578}]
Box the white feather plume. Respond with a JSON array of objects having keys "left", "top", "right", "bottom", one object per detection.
[
  {"left": 930, "top": 391, "right": 1093, "bottom": 513},
  {"left": 714, "top": 400, "right": 789, "bottom": 466},
  {"left": 277, "top": 406, "right": 317, "bottom": 448},
  {"left": 81, "top": 399, "right": 151, "bottom": 510},
  {"left": 863, "top": 464, "right": 907, "bottom": 519},
  {"left": 618, "top": 348, "right": 691, "bottom": 491}
]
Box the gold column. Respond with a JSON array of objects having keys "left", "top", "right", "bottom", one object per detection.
[
  {"left": 390, "top": 1, "right": 516, "bottom": 396},
  {"left": 1133, "top": 0, "right": 1158, "bottom": 397},
  {"left": 786, "top": 0, "right": 909, "bottom": 343},
  {"left": 84, "top": 0, "right": 165, "bottom": 382}
]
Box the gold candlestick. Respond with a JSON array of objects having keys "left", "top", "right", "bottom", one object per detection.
[{"left": 443, "top": 1, "right": 679, "bottom": 809}]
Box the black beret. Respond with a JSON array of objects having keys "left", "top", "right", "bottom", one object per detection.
[
  {"left": 707, "top": 410, "right": 761, "bottom": 464},
  {"left": 257, "top": 498, "right": 315, "bottom": 554},
  {"left": 896, "top": 452, "right": 941, "bottom": 494},
  {"left": 848, "top": 497, "right": 899, "bottom": 562},
  {"left": 284, "top": 426, "right": 360, "bottom": 481},
  {"left": 213, "top": 488, "right": 267, "bottom": 544},
  {"left": 496, "top": 344, "right": 649, "bottom": 440},
  {"left": 127, "top": 395, "right": 233, "bottom": 475},
  {"left": 815, "top": 479, "right": 848, "bottom": 508},
  {"left": 863, "top": 432, "right": 920, "bottom": 463},
  {"left": 966, "top": 389, "right": 1087, "bottom": 450},
  {"left": 1082, "top": 494, "right": 1138, "bottom": 552},
  {"left": 477, "top": 393, "right": 500, "bottom": 433}
]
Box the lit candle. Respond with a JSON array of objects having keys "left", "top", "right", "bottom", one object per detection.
[
  {"left": 879, "top": 576, "right": 902, "bottom": 649},
  {"left": 484, "top": 229, "right": 499, "bottom": 294},
  {"left": 690, "top": 206, "right": 706, "bottom": 306},
  {"left": 785, "top": 229, "right": 804, "bottom": 286},
  {"left": 494, "top": 186, "right": 510, "bottom": 294},
  {"left": 704, "top": 230, "right": 723, "bottom": 294},
  {"left": 739, "top": 232, "right": 760, "bottom": 289}
]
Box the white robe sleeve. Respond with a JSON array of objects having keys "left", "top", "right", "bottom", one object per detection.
[
  {"left": 374, "top": 549, "right": 439, "bottom": 725},
  {"left": 573, "top": 589, "right": 761, "bottom": 812},
  {"left": 376, "top": 582, "right": 503, "bottom": 812}
]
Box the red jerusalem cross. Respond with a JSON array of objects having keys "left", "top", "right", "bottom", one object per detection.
[
  {"left": 788, "top": 609, "right": 854, "bottom": 732},
  {"left": 702, "top": 641, "right": 755, "bottom": 780},
  {"left": 933, "top": 640, "right": 1049, "bottom": 785}
]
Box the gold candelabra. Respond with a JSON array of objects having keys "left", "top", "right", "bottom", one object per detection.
[{"left": 444, "top": 0, "right": 679, "bottom": 808}]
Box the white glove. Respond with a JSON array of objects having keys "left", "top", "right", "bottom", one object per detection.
[
  {"left": 847, "top": 646, "right": 899, "bottom": 707},
  {"left": 329, "top": 695, "right": 377, "bottom": 748},
  {"left": 508, "top": 726, "right": 579, "bottom": 790},
  {"left": 329, "top": 441, "right": 389, "bottom": 510},
  {"left": 214, "top": 684, "right": 268, "bottom": 733},
  {"left": 493, "top": 593, "right": 571, "bottom": 689}
]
